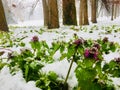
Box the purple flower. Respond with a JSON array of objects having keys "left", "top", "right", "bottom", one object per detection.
[
  {"left": 103, "top": 37, "right": 108, "bottom": 43},
  {"left": 84, "top": 49, "right": 89, "bottom": 57},
  {"left": 31, "top": 36, "right": 39, "bottom": 42},
  {"left": 93, "top": 43, "right": 100, "bottom": 50},
  {"left": 73, "top": 39, "right": 83, "bottom": 46},
  {"left": 89, "top": 47, "right": 98, "bottom": 54},
  {"left": 84, "top": 47, "right": 99, "bottom": 61},
  {"left": 93, "top": 53, "right": 99, "bottom": 60}
]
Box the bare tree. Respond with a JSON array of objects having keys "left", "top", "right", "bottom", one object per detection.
[
  {"left": 91, "top": 0, "right": 97, "bottom": 23},
  {"left": 48, "top": 0, "right": 59, "bottom": 29},
  {"left": 111, "top": 0, "right": 114, "bottom": 20},
  {"left": 42, "top": 0, "right": 49, "bottom": 26},
  {"left": 83, "top": 0, "right": 89, "bottom": 25},
  {"left": 42, "top": 0, "right": 59, "bottom": 29},
  {"left": 79, "top": 0, "right": 89, "bottom": 25},
  {"left": 62, "top": 0, "right": 77, "bottom": 25},
  {"left": 0, "top": 0, "right": 8, "bottom": 31},
  {"left": 79, "top": 0, "right": 84, "bottom": 25}
]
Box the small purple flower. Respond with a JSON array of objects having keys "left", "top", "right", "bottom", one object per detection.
[
  {"left": 103, "top": 37, "right": 108, "bottom": 43},
  {"left": 89, "top": 47, "right": 98, "bottom": 54},
  {"left": 84, "top": 49, "right": 89, "bottom": 57},
  {"left": 84, "top": 47, "right": 99, "bottom": 61},
  {"left": 31, "top": 36, "right": 39, "bottom": 42},
  {"left": 93, "top": 43, "right": 100, "bottom": 50},
  {"left": 93, "top": 53, "right": 99, "bottom": 60},
  {"left": 73, "top": 39, "right": 83, "bottom": 46}
]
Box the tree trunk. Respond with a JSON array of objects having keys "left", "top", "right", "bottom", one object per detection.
[
  {"left": 0, "top": 0, "right": 8, "bottom": 31},
  {"left": 111, "top": 0, "right": 114, "bottom": 21},
  {"left": 42, "top": 0, "right": 59, "bottom": 29},
  {"left": 79, "top": 0, "right": 89, "bottom": 25},
  {"left": 114, "top": 4, "right": 117, "bottom": 19},
  {"left": 83, "top": 0, "right": 89, "bottom": 25},
  {"left": 91, "top": 0, "right": 97, "bottom": 23},
  {"left": 42, "top": 0, "right": 49, "bottom": 26},
  {"left": 48, "top": 0, "right": 59, "bottom": 29},
  {"left": 62, "top": 0, "right": 77, "bottom": 25},
  {"left": 79, "top": 0, "right": 84, "bottom": 25}
]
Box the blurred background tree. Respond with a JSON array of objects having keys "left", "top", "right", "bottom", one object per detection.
[{"left": 0, "top": 0, "right": 8, "bottom": 31}]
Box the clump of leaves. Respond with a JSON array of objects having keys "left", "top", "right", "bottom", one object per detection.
[
  {"left": 97, "top": 37, "right": 117, "bottom": 54},
  {"left": 0, "top": 60, "right": 7, "bottom": 70},
  {"left": 75, "top": 55, "right": 114, "bottom": 90},
  {"left": 36, "top": 71, "right": 67, "bottom": 90},
  {"left": 30, "top": 36, "right": 60, "bottom": 63},
  {"left": 8, "top": 49, "right": 43, "bottom": 81},
  {"left": 0, "top": 31, "right": 13, "bottom": 47},
  {"left": 74, "top": 38, "right": 115, "bottom": 90},
  {"left": 90, "top": 25, "right": 99, "bottom": 31},
  {"left": 103, "top": 57, "right": 120, "bottom": 77}
]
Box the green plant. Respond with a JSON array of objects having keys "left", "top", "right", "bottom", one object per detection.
[
  {"left": 0, "top": 60, "right": 7, "bottom": 70},
  {"left": 97, "top": 37, "right": 117, "bottom": 54},
  {"left": 36, "top": 71, "right": 67, "bottom": 90},
  {"left": 8, "top": 49, "right": 43, "bottom": 81},
  {"left": 103, "top": 57, "right": 120, "bottom": 77},
  {"left": 30, "top": 36, "right": 60, "bottom": 63}
]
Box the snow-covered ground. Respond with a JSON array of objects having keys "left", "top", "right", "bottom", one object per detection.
[
  {"left": 0, "top": 66, "right": 40, "bottom": 90},
  {"left": 0, "top": 0, "right": 120, "bottom": 89},
  {"left": 0, "top": 17, "right": 120, "bottom": 90}
]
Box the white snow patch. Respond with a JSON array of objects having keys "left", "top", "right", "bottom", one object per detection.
[
  {"left": 42, "top": 59, "right": 78, "bottom": 90},
  {"left": 0, "top": 66, "right": 40, "bottom": 90},
  {"left": 103, "top": 52, "right": 120, "bottom": 63}
]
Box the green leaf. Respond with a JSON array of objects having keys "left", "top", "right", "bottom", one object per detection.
[
  {"left": 24, "top": 64, "right": 29, "bottom": 81},
  {"left": 19, "top": 42, "right": 25, "bottom": 47},
  {"left": 60, "top": 53, "right": 67, "bottom": 60},
  {"left": 47, "top": 71, "right": 58, "bottom": 81},
  {"left": 50, "top": 42, "right": 60, "bottom": 56},
  {"left": 60, "top": 44, "right": 65, "bottom": 54},
  {"left": 67, "top": 45, "right": 75, "bottom": 59}
]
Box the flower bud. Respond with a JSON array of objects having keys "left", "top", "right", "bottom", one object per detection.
[
  {"left": 93, "top": 43, "right": 100, "bottom": 50},
  {"left": 84, "top": 49, "right": 89, "bottom": 58},
  {"left": 73, "top": 39, "right": 83, "bottom": 46},
  {"left": 103, "top": 37, "right": 108, "bottom": 43},
  {"left": 31, "top": 36, "right": 39, "bottom": 42}
]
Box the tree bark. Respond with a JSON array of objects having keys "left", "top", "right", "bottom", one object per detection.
[
  {"left": 79, "top": 0, "right": 84, "bottom": 25},
  {"left": 0, "top": 0, "right": 8, "bottom": 31},
  {"left": 48, "top": 0, "right": 59, "bottom": 29},
  {"left": 91, "top": 0, "right": 97, "bottom": 23},
  {"left": 62, "top": 0, "right": 77, "bottom": 25},
  {"left": 111, "top": 0, "right": 114, "bottom": 21},
  {"left": 79, "top": 0, "right": 89, "bottom": 25},
  {"left": 42, "top": 0, "right": 49, "bottom": 26},
  {"left": 42, "top": 0, "right": 59, "bottom": 29},
  {"left": 83, "top": 0, "right": 89, "bottom": 25}
]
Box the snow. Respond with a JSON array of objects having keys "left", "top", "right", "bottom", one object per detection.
[
  {"left": 0, "top": 66, "right": 40, "bottom": 90},
  {"left": 0, "top": 22, "right": 119, "bottom": 90},
  {"left": 42, "top": 59, "right": 78, "bottom": 90},
  {"left": 2, "top": 0, "right": 43, "bottom": 23},
  {"left": 0, "top": 18, "right": 119, "bottom": 90},
  {"left": 0, "top": 1, "right": 120, "bottom": 89},
  {"left": 103, "top": 52, "right": 120, "bottom": 63}
]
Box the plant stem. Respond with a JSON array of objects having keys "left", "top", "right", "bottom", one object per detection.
[{"left": 64, "top": 49, "right": 77, "bottom": 85}]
